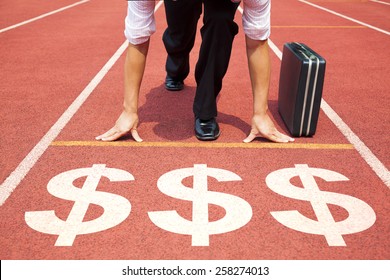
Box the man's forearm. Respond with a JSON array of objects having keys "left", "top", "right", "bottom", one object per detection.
[
  {"left": 245, "top": 36, "right": 271, "bottom": 115},
  {"left": 123, "top": 40, "right": 150, "bottom": 113}
]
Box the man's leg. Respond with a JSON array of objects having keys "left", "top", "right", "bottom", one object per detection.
[
  {"left": 194, "top": 0, "right": 239, "bottom": 119},
  {"left": 163, "top": 0, "right": 202, "bottom": 90},
  {"left": 193, "top": 0, "right": 239, "bottom": 140}
]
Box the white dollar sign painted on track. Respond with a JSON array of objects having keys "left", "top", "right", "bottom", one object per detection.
[
  {"left": 25, "top": 164, "right": 133, "bottom": 246},
  {"left": 148, "top": 164, "right": 253, "bottom": 246},
  {"left": 266, "top": 164, "right": 376, "bottom": 246}
]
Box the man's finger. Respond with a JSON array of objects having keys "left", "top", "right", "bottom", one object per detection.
[
  {"left": 95, "top": 128, "right": 116, "bottom": 140},
  {"left": 274, "top": 131, "right": 295, "bottom": 143},
  {"left": 243, "top": 132, "right": 257, "bottom": 143},
  {"left": 131, "top": 129, "right": 143, "bottom": 142},
  {"left": 262, "top": 132, "right": 294, "bottom": 143},
  {"left": 100, "top": 131, "right": 126, "bottom": 142}
]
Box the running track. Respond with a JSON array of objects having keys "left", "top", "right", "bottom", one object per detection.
[{"left": 1, "top": 0, "right": 389, "bottom": 265}]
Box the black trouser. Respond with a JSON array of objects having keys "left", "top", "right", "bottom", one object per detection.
[{"left": 163, "top": 0, "right": 239, "bottom": 120}]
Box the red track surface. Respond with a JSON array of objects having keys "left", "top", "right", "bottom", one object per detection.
[{"left": 1, "top": 0, "right": 389, "bottom": 262}]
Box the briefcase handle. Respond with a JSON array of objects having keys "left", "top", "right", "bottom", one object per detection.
[{"left": 288, "top": 42, "right": 326, "bottom": 62}]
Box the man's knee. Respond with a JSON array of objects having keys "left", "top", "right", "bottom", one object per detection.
[{"left": 201, "top": 17, "right": 239, "bottom": 40}]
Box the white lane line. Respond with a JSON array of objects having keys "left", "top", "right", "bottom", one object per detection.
[
  {"left": 0, "top": 0, "right": 90, "bottom": 34},
  {"left": 370, "top": 0, "right": 390, "bottom": 6},
  {"left": 0, "top": 2, "right": 164, "bottom": 205},
  {"left": 268, "top": 39, "right": 283, "bottom": 60},
  {"left": 320, "top": 101, "right": 390, "bottom": 187},
  {"left": 0, "top": 42, "right": 127, "bottom": 206},
  {"left": 252, "top": 7, "right": 390, "bottom": 187},
  {"left": 299, "top": 0, "right": 390, "bottom": 36}
]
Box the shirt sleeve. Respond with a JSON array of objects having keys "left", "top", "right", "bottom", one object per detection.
[
  {"left": 242, "top": 0, "right": 271, "bottom": 41},
  {"left": 124, "top": 1, "right": 156, "bottom": 45}
]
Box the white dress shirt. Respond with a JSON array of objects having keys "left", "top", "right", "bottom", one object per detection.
[
  {"left": 124, "top": 0, "right": 270, "bottom": 45},
  {"left": 242, "top": 0, "right": 271, "bottom": 40},
  {"left": 124, "top": 1, "right": 156, "bottom": 45}
]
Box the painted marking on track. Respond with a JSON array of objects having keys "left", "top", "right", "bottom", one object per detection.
[
  {"left": 299, "top": 0, "right": 390, "bottom": 36},
  {"left": 267, "top": 164, "right": 376, "bottom": 247},
  {"left": 50, "top": 141, "right": 354, "bottom": 150},
  {"left": 0, "top": 0, "right": 90, "bottom": 34},
  {"left": 238, "top": 8, "right": 390, "bottom": 187},
  {"left": 268, "top": 39, "right": 283, "bottom": 60},
  {"left": 0, "top": 1, "right": 164, "bottom": 206},
  {"left": 23, "top": 164, "right": 376, "bottom": 247},
  {"left": 25, "top": 164, "right": 133, "bottom": 246},
  {"left": 320, "top": 101, "right": 390, "bottom": 187},
  {"left": 370, "top": 0, "right": 390, "bottom": 6},
  {"left": 149, "top": 164, "right": 252, "bottom": 246}
]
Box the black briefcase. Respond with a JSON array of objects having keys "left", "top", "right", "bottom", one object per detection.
[{"left": 278, "top": 42, "right": 326, "bottom": 137}]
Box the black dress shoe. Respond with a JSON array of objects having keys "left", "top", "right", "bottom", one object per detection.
[
  {"left": 165, "top": 76, "right": 184, "bottom": 91},
  {"left": 195, "top": 117, "right": 220, "bottom": 141}
]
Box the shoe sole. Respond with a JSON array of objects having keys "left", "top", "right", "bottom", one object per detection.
[
  {"left": 165, "top": 84, "right": 184, "bottom": 91},
  {"left": 195, "top": 131, "right": 221, "bottom": 141},
  {"left": 165, "top": 87, "right": 183, "bottom": 91}
]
